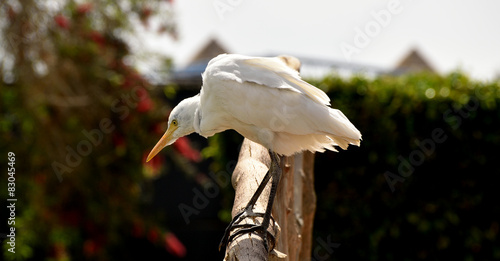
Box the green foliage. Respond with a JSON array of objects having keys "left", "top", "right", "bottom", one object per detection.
[
  {"left": 307, "top": 72, "right": 500, "bottom": 260},
  {"left": 204, "top": 71, "right": 500, "bottom": 260}
]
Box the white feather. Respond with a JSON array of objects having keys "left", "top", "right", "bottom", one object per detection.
[
  {"left": 198, "top": 54, "right": 362, "bottom": 155},
  {"left": 204, "top": 54, "right": 331, "bottom": 106}
]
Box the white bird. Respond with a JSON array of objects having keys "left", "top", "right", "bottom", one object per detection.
[
  {"left": 147, "top": 54, "right": 361, "bottom": 161},
  {"left": 146, "top": 54, "right": 361, "bottom": 251}
]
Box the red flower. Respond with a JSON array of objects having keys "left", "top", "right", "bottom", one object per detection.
[
  {"left": 112, "top": 133, "right": 125, "bottom": 147},
  {"left": 137, "top": 98, "right": 153, "bottom": 112},
  {"left": 152, "top": 122, "right": 166, "bottom": 135},
  {"left": 148, "top": 228, "right": 160, "bottom": 243},
  {"left": 136, "top": 88, "right": 153, "bottom": 113},
  {"left": 77, "top": 3, "right": 93, "bottom": 14},
  {"left": 121, "top": 73, "right": 144, "bottom": 89},
  {"left": 83, "top": 240, "right": 97, "bottom": 257},
  {"left": 165, "top": 232, "right": 186, "bottom": 258},
  {"left": 141, "top": 7, "right": 153, "bottom": 18},
  {"left": 131, "top": 221, "right": 144, "bottom": 238},
  {"left": 174, "top": 137, "right": 201, "bottom": 162},
  {"left": 135, "top": 87, "right": 149, "bottom": 99},
  {"left": 54, "top": 14, "right": 70, "bottom": 29},
  {"left": 140, "top": 7, "right": 153, "bottom": 27},
  {"left": 89, "top": 31, "right": 106, "bottom": 48}
]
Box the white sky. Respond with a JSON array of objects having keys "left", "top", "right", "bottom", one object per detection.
[{"left": 138, "top": 0, "right": 500, "bottom": 81}]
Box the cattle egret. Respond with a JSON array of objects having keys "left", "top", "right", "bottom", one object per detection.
[{"left": 146, "top": 54, "right": 362, "bottom": 252}]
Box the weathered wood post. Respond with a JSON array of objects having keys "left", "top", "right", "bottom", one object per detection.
[{"left": 223, "top": 56, "right": 317, "bottom": 261}]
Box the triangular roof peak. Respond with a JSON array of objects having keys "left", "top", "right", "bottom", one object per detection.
[
  {"left": 396, "top": 48, "right": 435, "bottom": 73},
  {"left": 188, "top": 38, "right": 230, "bottom": 65}
]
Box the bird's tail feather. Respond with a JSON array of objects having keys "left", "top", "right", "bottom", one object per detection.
[{"left": 324, "top": 108, "right": 362, "bottom": 149}]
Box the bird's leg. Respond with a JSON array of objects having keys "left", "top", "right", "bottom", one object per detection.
[
  {"left": 218, "top": 167, "right": 272, "bottom": 250},
  {"left": 219, "top": 150, "right": 281, "bottom": 252},
  {"left": 255, "top": 150, "right": 281, "bottom": 251}
]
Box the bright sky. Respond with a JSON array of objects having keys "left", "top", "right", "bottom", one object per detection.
[{"left": 138, "top": 0, "right": 500, "bottom": 81}]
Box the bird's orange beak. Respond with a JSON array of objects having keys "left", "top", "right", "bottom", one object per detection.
[{"left": 146, "top": 124, "right": 178, "bottom": 162}]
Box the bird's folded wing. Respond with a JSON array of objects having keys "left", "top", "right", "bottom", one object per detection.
[
  {"left": 204, "top": 54, "right": 331, "bottom": 106},
  {"left": 242, "top": 57, "right": 331, "bottom": 106}
]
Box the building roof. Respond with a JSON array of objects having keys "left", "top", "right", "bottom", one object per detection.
[
  {"left": 172, "top": 39, "right": 230, "bottom": 87},
  {"left": 188, "top": 39, "right": 229, "bottom": 65},
  {"left": 395, "top": 49, "right": 436, "bottom": 73},
  {"left": 171, "top": 40, "right": 437, "bottom": 87}
]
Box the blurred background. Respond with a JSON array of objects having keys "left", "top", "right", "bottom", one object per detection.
[{"left": 1, "top": 0, "right": 499, "bottom": 260}]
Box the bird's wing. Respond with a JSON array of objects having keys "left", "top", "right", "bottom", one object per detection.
[
  {"left": 203, "top": 54, "right": 331, "bottom": 106},
  {"left": 200, "top": 54, "right": 361, "bottom": 154}
]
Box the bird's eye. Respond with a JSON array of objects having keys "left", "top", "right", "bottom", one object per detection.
[{"left": 172, "top": 119, "right": 178, "bottom": 126}]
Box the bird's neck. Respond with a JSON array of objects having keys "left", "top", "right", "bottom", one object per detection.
[
  {"left": 191, "top": 96, "right": 202, "bottom": 134},
  {"left": 179, "top": 95, "right": 201, "bottom": 136}
]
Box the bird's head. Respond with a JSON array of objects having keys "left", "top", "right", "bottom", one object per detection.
[{"left": 146, "top": 96, "right": 199, "bottom": 162}]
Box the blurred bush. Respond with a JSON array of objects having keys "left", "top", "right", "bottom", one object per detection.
[
  {"left": 190, "top": 70, "right": 500, "bottom": 260},
  {"left": 0, "top": 0, "right": 187, "bottom": 260},
  {"left": 307, "top": 72, "right": 500, "bottom": 260}
]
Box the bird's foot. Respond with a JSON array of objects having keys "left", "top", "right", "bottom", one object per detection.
[
  {"left": 219, "top": 208, "right": 276, "bottom": 252},
  {"left": 219, "top": 150, "right": 281, "bottom": 253},
  {"left": 227, "top": 222, "right": 276, "bottom": 252}
]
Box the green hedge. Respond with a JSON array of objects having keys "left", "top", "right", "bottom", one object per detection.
[
  {"left": 307, "top": 72, "right": 500, "bottom": 260},
  {"left": 205, "top": 72, "right": 500, "bottom": 260}
]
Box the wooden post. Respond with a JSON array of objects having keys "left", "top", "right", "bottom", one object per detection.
[{"left": 223, "top": 57, "right": 317, "bottom": 261}]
